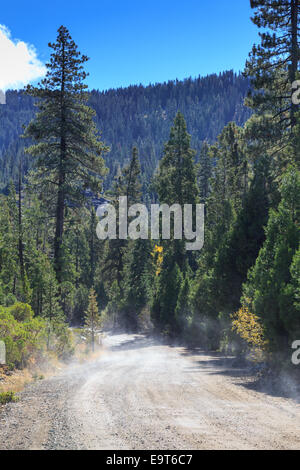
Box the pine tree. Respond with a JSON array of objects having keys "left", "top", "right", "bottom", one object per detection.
[
  {"left": 121, "top": 239, "right": 153, "bottom": 330},
  {"left": 243, "top": 166, "right": 300, "bottom": 355},
  {"left": 155, "top": 112, "right": 199, "bottom": 270},
  {"left": 210, "top": 157, "right": 270, "bottom": 316},
  {"left": 101, "top": 147, "right": 144, "bottom": 329},
  {"left": 89, "top": 208, "right": 97, "bottom": 288},
  {"left": 123, "top": 146, "right": 142, "bottom": 206},
  {"left": 102, "top": 147, "right": 142, "bottom": 290},
  {"left": 0, "top": 189, "right": 19, "bottom": 300},
  {"left": 245, "top": 0, "right": 300, "bottom": 155},
  {"left": 199, "top": 123, "right": 246, "bottom": 274},
  {"left": 190, "top": 123, "right": 248, "bottom": 345},
  {"left": 151, "top": 257, "right": 183, "bottom": 334},
  {"left": 155, "top": 112, "right": 198, "bottom": 207},
  {"left": 175, "top": 276, "right": 191, "bottom": 334},
  {"left": 0, "top": 73, "right": 252, "bottom": 189},
  {"left": 288, "top": 247, "right": 300, "bottom": 313},
  {"left": 42, "top": 268, "right": 64, "bottom": 350},
  {"left": 197, "top": 141, "right": 212, "bottom": 203},
  {"left": 84, "top": 288, "right": 101, "bottom": 352},
  {"left": 151, "top": 113, "right": 199, "bottom": 334},
  {"left": 24, "top": 26, "right": 108, "bottom": 282}
]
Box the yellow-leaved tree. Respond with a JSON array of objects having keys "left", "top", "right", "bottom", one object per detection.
[
  {"left": 231, "top": 300, "right": 268, "bottom": 362},
  {"left": 152, "top": 245, "right": 163, "bottom": 276}
]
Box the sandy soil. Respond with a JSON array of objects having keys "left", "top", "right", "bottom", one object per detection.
[{"left": 0, "top": 334, "right": 300, "bottom": 450}]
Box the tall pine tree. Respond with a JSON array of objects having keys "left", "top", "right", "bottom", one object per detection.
[
  {"left": 24, "top": 26, "right": 108, "bottom": 282},
  {"left": 151, "top": 113, "right": 198, "bottom": 334},
  {"left": 245, "top": 0, "right": 300, "bottom": 159}
]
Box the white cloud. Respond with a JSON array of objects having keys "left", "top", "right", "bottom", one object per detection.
[{"left": 0, "top": 25, "right": 46, "bottom": 91}]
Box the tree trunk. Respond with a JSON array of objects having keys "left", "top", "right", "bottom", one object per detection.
[
  {"left": 47, "top": 283, "right": 53, "bottom": 351},
  {"left": 92, "top": 317, "right": 95, "bottom": 352},
  {"left": 54, "top": 44, "right": 67, "bottom": 284},
  {"left": 54, "top": 42, "right": 66, "bottom": 284},
  {"left": 75, "top": 231, "right": 79, "bottom": 289},
  {"left": 90, "top": 210, "right": 95, "bottom": 287},
  {"left": 290, "top": 0, "right": 299, "bottom": 127},
  {"left": 18, "top": 164, "right": 26, "bottom": 298},
  {"left": 54, "top": 173, "right": 65, "bottom": 283}
]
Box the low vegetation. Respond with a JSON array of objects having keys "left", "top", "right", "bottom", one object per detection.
[
  {"left": 0, "top": 302, "right": 73, "bottom": 371},
  {"left": 0, "top": 391, "right": 19, "bottom": 405}
]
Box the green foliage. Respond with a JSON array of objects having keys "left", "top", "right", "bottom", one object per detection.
[
  {"left": 289, "top": 247, "right": 300, "bottom": 312},
  {"left": 0, "top": 391, "right": 19, "bottom": 405},
  {"left": 0, "top": 191, "right": 19, "bottom": 298},
  {"left": 191, "top": 123, "right": 250, "bottom": 319},
  {"left": 23, "top": 25, "right": 108, "bottom": 281},
  {"left": 151, "top": 256, "right": 183, "bottom": 334},
  {"left": 84, "top": 289, "right": 101, "bottom": 351},
  {"left": 245, "top": 0, "right": 300, "bottom": 161},
  {"left": 0, "top": 7, "right": 299, "bottom": 366},
  {"left": 197, "top": 141, "right": 212, "bottom": 203},
  {"left": 100, "top": 146, "right": 151, "bottom": 330},
  {"left": 151, "top": 113, "right": 198, "bottom": 334},
  {"left": 72, "top": 285, "right": 90, "bottom": 325},
  {"left": 50, "top": 321, "right": 74, "bottom": 360},
  {"left": 121, "top": 239, "right": 153, "bottom": 331},
  {"left": 0, "top": 73, "right": 251, "bottom": 190},
  {"left": 8, "top": 303, "right": 33, "bottom": 322},
  {"left": 175, "top": 276, "right": 192, "bottom": 334},
  {"left": 243, "top": 166, "right": 300, "bottom": 354},
  {"left": 102, "top": 146, "right": 143, "bottom": 294},
  {"left": 155, "top": 112, "right": 198, "bottom": 207},
  {"left": 0, "top": 303, "right": 46, "bottom": 369}
]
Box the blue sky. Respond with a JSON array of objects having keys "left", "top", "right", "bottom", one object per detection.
[{"left": 1, "top": 0, "right": 259, "bottom": 91}]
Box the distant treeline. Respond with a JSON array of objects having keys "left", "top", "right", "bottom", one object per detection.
[{"left": 0, "top": 71, "right": 251, "bottom": 190}]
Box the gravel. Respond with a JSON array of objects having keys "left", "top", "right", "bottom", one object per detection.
[{"left": 0, "top": 334, "right": 300, "bottom": 450}]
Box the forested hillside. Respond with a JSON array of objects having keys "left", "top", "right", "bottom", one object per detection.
[
  {"left": 0, "top": 0, "right": 299, "bottom": 375},
  {"left": 0, "top": 71, "right": 251, "bottom": 189}
]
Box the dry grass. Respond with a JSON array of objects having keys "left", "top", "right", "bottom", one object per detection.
[
  {"left": 0, "top": 367, "right": 32, "bottom": 394},
  {"left": 73, "top": 342, "right": 104, "bottom": 364},
  {"left": 0, "top": 332, "right": 105, "bottom": 397},
  {"left": 71, "top": 330, "right": 105, "bottom": 364}
]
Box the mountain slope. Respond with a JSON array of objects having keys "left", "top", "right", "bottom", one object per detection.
[{"left": 0, "top": 70, "right": 251, "bottom": 189}]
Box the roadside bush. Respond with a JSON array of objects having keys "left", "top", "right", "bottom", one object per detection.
[
  {"left": 0, "top": 303, "right": 46, "bottom": 369},
  {"left": 0, "top": 391, "right": 19, "bottom": 405},
  {"left": 50, "top": 320, "right": 74, "bottom": 360},
  {"left": 8, "top": 303, "right": 33, "bottom": 322},
  {"left": 138, "top": 306, "right": 154, "bottom": 333},
  {"left": 231, "top": 301, "right": 269, "bottom": 362}
]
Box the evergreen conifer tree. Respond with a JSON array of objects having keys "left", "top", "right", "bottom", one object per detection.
[
  {"left": 84, "top": 288, "right": 101, "bottom": 352},
  {"left": 245, "top": 0, "right": 300, "bottom": 156},
  {"left": 24, "top": 26, "right": 108, "bottom": 282}
]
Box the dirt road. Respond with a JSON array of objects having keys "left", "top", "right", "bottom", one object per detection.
[{"left": 0, "top": 334, "right": 300, "bottom": 450}]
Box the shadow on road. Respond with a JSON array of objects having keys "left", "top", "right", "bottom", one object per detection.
[
  {"left": 179, "top": 346, "right": 300, "bottom": 404},
  {"left": 107, "top": 334, "right": 159, "bottom": 352},
  {"left": 104, "top": 332, "right": 300, "bottom": 404}
]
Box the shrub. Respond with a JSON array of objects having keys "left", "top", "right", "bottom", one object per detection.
[
  {"left": 231, "top": 301, "right": 268, "bottom": 362},
  {"left": 0, "top": 391, "right": 19, "bottom": 405},
  {"left": 0, "top": 303, "right": 46, "bottom": 369},
  {"left": 8, "top": 303, "right": 33, "bottom": 322},
  {"left": 51, "top": 321, "right": 74, "bottom": 360}
]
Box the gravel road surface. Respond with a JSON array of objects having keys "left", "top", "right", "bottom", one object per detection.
[{"left": 0, "top": 334, "right": 300, "bottom": 450}]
